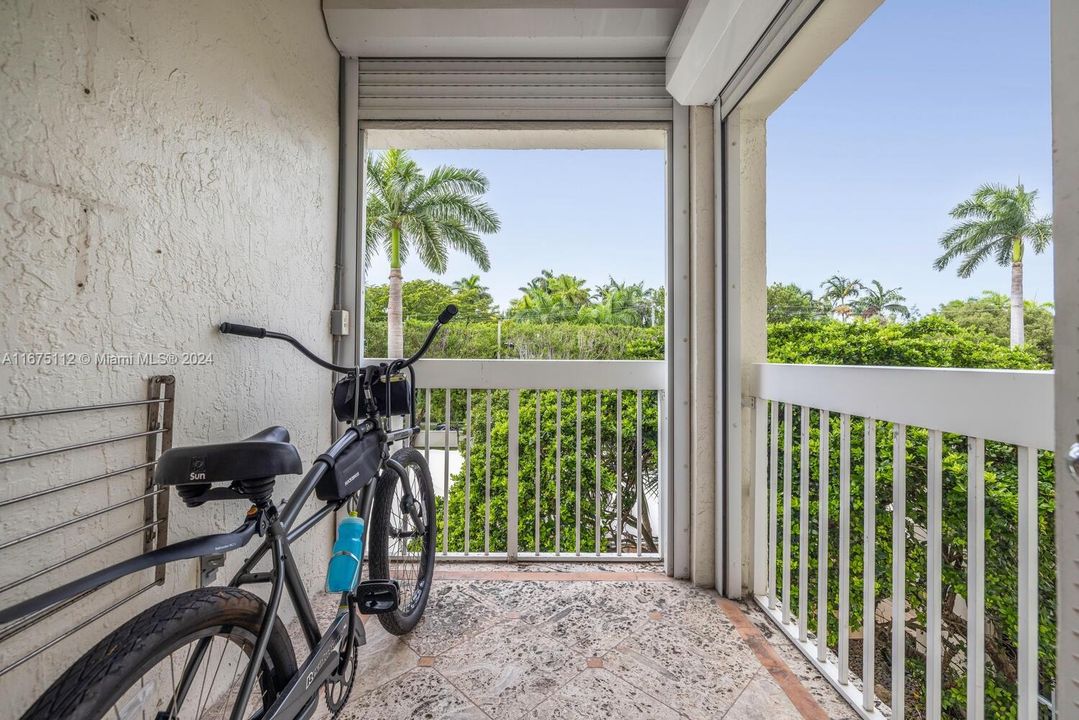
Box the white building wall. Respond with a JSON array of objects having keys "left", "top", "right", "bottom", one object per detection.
[{"left": 0, "top": 0, "right": 339, "bottom": 713}]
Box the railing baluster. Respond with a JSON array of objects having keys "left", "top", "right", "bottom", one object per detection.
[
  {"left": 484, "top": 391, "right": 492, "bottom": 556},
  {"left": 555, "top": 389, "right": 562, "bottom": 555},
  {"left": 507, "top": 389, "right": 519, "bottom": 560},
  {"left": 636, "top": 389, "right": 643, "bottom": 556},
  {"left": 783, "top": 403, "right": 793, "bottom": 625},
  {"left": 817, "top": 409, "right": 829, "bottom": 662},
  {"left": 616, "top": 390, "right": 623, "bottom": 556},
  {"left": 967, "top": 436, "right": 985, "bottom": 720},
  {"left": 926, "top": 429, "right": 943, "bottom": 719},
  {"left": 464, "top": 389, "right": 472, "bottom": 555},
  {"left": 595, "top": 390, "right": 602, "bottom": 556},
  {"left": 863, "top": 418, "right": 876, "bottom": 713},
  {"left": 576, "top": 389, "right": 582, "bottom": 556},
  {"left": 753, "top": 397, "right": 768, "bottom": 597},
  {"left": 798, "top": 405, "right": 809, "bottom": 642},
  {"left": 1017, "top": 445, "right": 1038, "bottom": 720},
  {"left": 535, "top": 391, "right": 541, "bottom": 556},
  {"left": 443, "top": 388, "right": 451, "bottom": 555},
  {"left": 424, "top": 388, "right": 431, "bottom": 467},
  {"left": 769, "top": 401, "right": 779, "bottom": 609},
  {"left": 839, "top": 413, "right": 851, "bottom": 685},
  {"left": 892, "top": 423, "right": 907, "bottom": 719}
]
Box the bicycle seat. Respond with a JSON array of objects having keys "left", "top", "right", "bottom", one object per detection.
[{"left": 155, "top": 426, "right": 302, "bottom": 507}]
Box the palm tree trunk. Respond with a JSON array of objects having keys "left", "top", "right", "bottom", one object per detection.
[
  {"left": 1009, "top": 237, "right": 1024, "bottom": 347},
  {"left": 387, "top": 226, "right": 404, "bottom": 357}
]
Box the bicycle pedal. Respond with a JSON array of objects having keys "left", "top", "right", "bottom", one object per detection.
[{"left": 353, "top": 579, "right": 399, "bottom": 614}]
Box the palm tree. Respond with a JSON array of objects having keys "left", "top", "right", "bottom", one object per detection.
[
  {"left": 934, "top": 182, "right": 1052, "bottom": 346},
  {"left": 519, "top": 269, "right": 554, "bottom": 295},
  {"left": 588, "top": 279, "right": 651, "bottom": 326},
  {"left": 819, "top": 275, "right": 864, "bottom": 321},
  {"left": 366, "top": 149, "right": 500, "bottom": 356},
  {"left": 451, "top": 274, "right": 484, "bottom": 293},
  {"left": 546, "top": 274, "right": 591, "bottom": 309},
  {"left": 854, "top": 281, "right": 910, "bottom": 320},
  {"left": 510, "top": 288, "right": 566, "bottom": 323}
]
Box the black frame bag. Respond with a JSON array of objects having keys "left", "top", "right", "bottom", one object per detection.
[
  {"left": 332, "top": 370, "right": 412, "bottom": 422},
  {"left": 315, "top": 429, "right": 381, "bottom": 501}
]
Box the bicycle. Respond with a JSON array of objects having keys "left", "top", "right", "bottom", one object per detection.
[{"left": 0, "top": 305, "right": 459, "bottom": 720}]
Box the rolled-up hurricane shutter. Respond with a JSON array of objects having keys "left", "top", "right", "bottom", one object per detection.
[{"left": 358, "top": 58, "right": 671, "bottom": 123}]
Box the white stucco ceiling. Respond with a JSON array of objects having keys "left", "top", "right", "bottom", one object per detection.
[{"left": 322, "top": 0, "right": 689, "bottom": 58}]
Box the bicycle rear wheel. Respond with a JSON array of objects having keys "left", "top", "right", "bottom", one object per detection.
[
  {"left": 22, "top": 587, "right": 296, "bottom": 720},
  {"left": 368, "top": 447, "right": 436, "bottom": 635}
]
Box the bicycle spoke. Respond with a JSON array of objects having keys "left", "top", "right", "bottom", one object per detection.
[{"left": 101, "top": 630, "right": 269, "bottom": 720}]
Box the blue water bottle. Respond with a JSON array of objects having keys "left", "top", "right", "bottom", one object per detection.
[{"left": 326, "top": 513, "right": 365, "bottom": 592}]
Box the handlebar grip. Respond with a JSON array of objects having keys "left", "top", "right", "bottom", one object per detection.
[
  {"left": 438, "top": 304, "right": 459, "bottom": 324},
  {"left": 219, "top": 322, "right": 266, "bottom": 338}
]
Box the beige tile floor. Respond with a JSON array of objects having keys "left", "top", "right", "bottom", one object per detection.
[{"left": 306, "top": 564, "right": 858, "bottom": 720}]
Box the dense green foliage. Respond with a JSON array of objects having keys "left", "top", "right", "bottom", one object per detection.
[
  {"left": 432, "top": 388, "right": 660, "bottom": 555},
  {"left": 364, "top": 279, "right": 499, "bottom": 324},
  {"left": 934, "top": 291, "right": 1054, "bottom": 365},
  {"left": 768, "top": 316, "right": 1047, "bottom": 369},
  {"left": 767, "top": 282, "right": 825, "bottom": 323},
  {"left": 364, "top": 318, "right": 664, "bottom": 360}
]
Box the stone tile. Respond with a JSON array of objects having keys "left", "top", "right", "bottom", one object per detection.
[
  {"left": 537, "top": 582, "right": 653, "bottom": 656},
  {"left": 737, "top": 601, "right": 858, "bottom": 720},
  {"left": 353, "top": 619, "right": 421, "bottom": 694},
  {"left": 298, "top": 576, "right": 859, "bottom": 720},
  {"left": 651, "top": 584, "right": 739, "bottom": 639},
  {"left": 335, "top": 667, "right": 486, "bottom": 720},
  {"left": 439, "top": 561, "right": 665, "bottom": 575},
  {"left": 523, "top": 668, "right": 683, "bottom": 719},
  {"left": 437, "top": 619, "right": 585, "bottom": 720},
  {"left": 723, "top": 669, "right": 804, "bottom": 720},
  {"left": 459, "top": 579, "right": 568, "bottom": 624},
  {"left": 605, "top": 618, "right": 758, "bottom": 720},
  {"left": 402, "top": 582, "right": 504, "bottom": 656}
]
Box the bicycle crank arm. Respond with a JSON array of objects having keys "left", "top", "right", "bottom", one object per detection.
[{"left": 260, "top": 609, "right": 357, "bottom": 720}]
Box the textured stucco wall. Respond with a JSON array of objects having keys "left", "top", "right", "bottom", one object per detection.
[{"left": 0, "top": 0, "right": 339, "bottom": 713}]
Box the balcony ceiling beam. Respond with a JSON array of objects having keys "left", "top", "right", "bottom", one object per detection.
[{"left": 322, "top": 0, "right": 688, "bottom": 58}]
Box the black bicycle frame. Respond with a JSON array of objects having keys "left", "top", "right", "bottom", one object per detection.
[
  {"left": 0, "top": 306, "right": 456, "bottom": 719},
  {"left": 0, "top": 423, "right": 417, "bottom": 720}
]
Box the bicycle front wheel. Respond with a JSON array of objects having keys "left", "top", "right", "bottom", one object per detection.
[
  {"left": 368, "top": 447, "right": 436, "bottom": 635},
  {"left": 22, "top": 587, "right": 296, "bottom": 720}
]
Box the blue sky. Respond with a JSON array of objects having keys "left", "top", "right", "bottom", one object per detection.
[
  {"left": 366, "top": 0, "right": 1052, "bottom": 313},
  {"left": 767, "top": 0, "right": 1053, "bottom": 313},
  {"left": 365, "top": 148, "right": 666, "bottom": 309}
]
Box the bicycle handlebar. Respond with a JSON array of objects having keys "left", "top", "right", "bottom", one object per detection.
[
  {"left": 394, "top": 304, "right": 457, "bottom": 373},
  {"left": 219, "top": 304, "right": 458, "bottom": 375}
]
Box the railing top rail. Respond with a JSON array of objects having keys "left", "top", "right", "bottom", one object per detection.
[
  {"left": 365, "top": 358, "right": 666, "bottom": 391},
  {"left": 748, "top": 363, "right": 1053, "bottom": 450}
]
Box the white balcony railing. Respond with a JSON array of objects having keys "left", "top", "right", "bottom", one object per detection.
[
  {"left": 746, "top": 364, "right": 1054, "bottom": 720},
  {"left": 401, "top": 359, "right": 666, "bottom": 562}
]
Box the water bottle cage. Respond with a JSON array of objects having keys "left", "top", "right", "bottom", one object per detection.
[{"left": 331, "top": 549, "right": 361, "bottom": 564}]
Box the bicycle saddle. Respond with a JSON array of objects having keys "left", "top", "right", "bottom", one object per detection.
[{"left": 155, "top": 426, "right": 302, "bottom": 507}]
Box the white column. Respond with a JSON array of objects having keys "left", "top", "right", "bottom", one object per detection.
[
  {"left": 689, "top": 104, "right": 716, "bottom": 589},
  {"left": 723, "top": 104, "right": 767, "bottom": 598}
]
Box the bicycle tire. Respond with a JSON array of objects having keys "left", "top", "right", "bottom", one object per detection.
[
  {"left": 21, "top": 586, "right": 296, "bottom": 720},
  {"left": 368, "top": 447, "right": 436, "bottom": 635}
]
